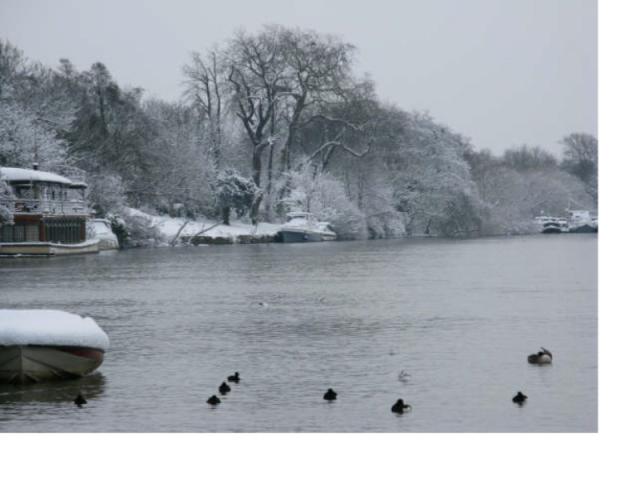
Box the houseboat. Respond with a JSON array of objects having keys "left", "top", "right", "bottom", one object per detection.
[
  {"left": 0, "top": 165, "right": 99, "bottom": 256},
  {"left": 279, "top": 212, "right": 337, "bottom": 243}
]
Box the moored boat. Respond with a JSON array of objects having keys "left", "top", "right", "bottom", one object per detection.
[
  {"left": 1, "top": 165, "right": 98, "bottom": 256},
  {"left": 567, "top": 210, "right": 598, "bottom": 233},
  {"left": 0, "top": 310, "right": 109, "bottom": 384},
  {"left": 541, "top": 217, "right": 568, "bottom": 234},
  {"left": 279, "top": 212, "right": 337, "bottom": 243}
]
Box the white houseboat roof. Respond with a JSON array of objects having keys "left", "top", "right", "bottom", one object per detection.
[{"left": 0, "top": 167, "right": 86, "bottom": 187}]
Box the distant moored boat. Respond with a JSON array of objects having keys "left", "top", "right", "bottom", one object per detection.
[
  {"left": 567, "top": 210, "right": 597, "bottom": 233},
  {"left": 279, "top": 212, "right": 337, "bottom": 243}
]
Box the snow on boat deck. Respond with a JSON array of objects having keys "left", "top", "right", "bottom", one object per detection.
[{"left": 0, "top": 310, "right": 109, "bottom": 351}]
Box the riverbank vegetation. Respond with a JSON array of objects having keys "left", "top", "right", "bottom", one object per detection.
[{"left": 0, "top": 27, "right": 597, "bottom": 244}]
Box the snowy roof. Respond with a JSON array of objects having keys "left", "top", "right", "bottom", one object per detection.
[
  {"left": 0, "top": 167, "right": 77, "bottom": 186},
  {"left": 0, "top": 310, "right": 109, "bottom": 351}
]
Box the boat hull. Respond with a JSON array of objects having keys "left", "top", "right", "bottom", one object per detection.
[
  {"left": 280, "top": 229, "right": 336, "bottom": 243},
  {"left": 0, "top": 239, "right": 100, "bottom": 256},
  {"left": 0, "top": 345, "right": 104, "bottom": 384},
  {"left": 568, "top": 224, "right": 598, "bottom": 233}
]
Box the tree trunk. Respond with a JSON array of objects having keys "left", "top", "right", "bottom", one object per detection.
[
  {"left": 252, "top": 147, "right": 263, "bottom": 187},
  {"left": 222, "top": 206, "right": 231, "bottom": 226},
  {"left": 249, "top": 191, "right": 264, "bottom": 226}
]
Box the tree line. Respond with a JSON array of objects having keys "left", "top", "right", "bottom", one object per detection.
[{"left": 0, "top": 26, "right": 597, "bottom": 239}]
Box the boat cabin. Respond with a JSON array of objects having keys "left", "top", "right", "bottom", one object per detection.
[
  {"left": 0, "top": 165, "right": 90, "bottom": 245},
  {"left": 567, "top": 210, "right": 592, "bottom": 224},
  {"left": 285, "top": 211, "right": 316, "bottom": 223}
]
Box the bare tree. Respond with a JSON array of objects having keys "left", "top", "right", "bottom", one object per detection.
[
  {"left": 276, "top": 28, "right": 356, "bottom": 172},
  {"left": 182, "top": 49, "right": 224, "bottom": 169}
]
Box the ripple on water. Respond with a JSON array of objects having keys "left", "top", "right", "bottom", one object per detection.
[{"left": 0, "top": 235, "right": 597, "bottom": 432}]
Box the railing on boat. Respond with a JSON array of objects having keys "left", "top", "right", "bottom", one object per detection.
[{"left": 11, "top": 198, "right": 90, "bottom": 216}]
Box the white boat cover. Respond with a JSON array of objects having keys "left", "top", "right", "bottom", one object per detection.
[{"left": 0, "top": 310, "right": 109, "bottom": 350}]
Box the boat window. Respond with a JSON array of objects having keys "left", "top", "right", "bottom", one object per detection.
[
  {"left": 44, "top": 218, "right": 85, "bottom": 244},
  {"left": 15, "top": 185, "right": 34, "bottom": 199},
  {"left": 0, "top": 225, "right": 13, "bottom": 242},
  {"left": 25, "top": 224, "right": 39, "bottom": 241}
]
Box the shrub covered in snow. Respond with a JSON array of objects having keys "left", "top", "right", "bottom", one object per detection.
[
  {"left": 109, "top": 209, "right": 165, "bottom": 248},
  {"left": 213, "top": 168, "right": 260, "bottom": 225}
]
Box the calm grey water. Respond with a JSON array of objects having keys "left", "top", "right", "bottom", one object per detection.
[{"left": 0, "top": 235, "right": 597, "bottom": 432}]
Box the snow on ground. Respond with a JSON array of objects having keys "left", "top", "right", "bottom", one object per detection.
[
  {"left": 125, "top": 208, "right": 282, "bottom": 242},
  {"left": 0, "top": 310, "right": 109, "bottom": 350}
]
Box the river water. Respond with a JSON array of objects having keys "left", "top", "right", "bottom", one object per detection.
[{"left": 0, "top": 235, "right": 597, "bottom": 432}]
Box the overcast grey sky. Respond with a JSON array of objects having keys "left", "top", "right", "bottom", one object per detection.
[{"left": 0, "top": 0, "right": 596, "bottom": 156}]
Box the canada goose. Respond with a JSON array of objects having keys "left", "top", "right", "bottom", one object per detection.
[
  {"left": 207, "top": 395, "right": 221, "bottom": 405},
  {"left": 323, "top": 388, "right": 337, "bottom": 401},
  {"left": 391, "top": 399, "right": 411, "bottom": 414},
  {"left": 227, "top": 372, "right": 240, "bottom": 383},
  {"left": 74, "top": 393, "right": 87, "bottom": 407},
  {"left": 512, "top": 391, "right": 528, "bottom": 405},
  {"left": 219, "top": 382, "right": 231, "bottom": 395},
  {"left": 528, "top": 347, "right": 553, "bottom": 364}
]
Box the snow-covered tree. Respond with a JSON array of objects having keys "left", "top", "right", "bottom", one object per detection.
[
  {"left": 213, "top": 169, "right": 260, "bottom": 225},
  {"left": 0, "top": 87, "right": 69, "bottom": 169},
  {"left": 88, "top": 172, "right": 126, "bottom": 217},
  {"left": 0, "top": 175, "right": 15, "bottom": 224},
  {"left": 279, "top": 161, "right": 367, "bottom": 239},
  {"left": 561, "top": 133, "right": 598, "bottom": 204}
]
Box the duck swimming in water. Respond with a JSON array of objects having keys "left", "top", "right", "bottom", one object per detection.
[
  {"left": 528, "top": 347, "right": 552, "bottom": 365},
  {"left": 323, "top": 388, "right": 337, "bottom": 401},
  {"left": 74, "top": 393, "right": 87, "bottom": 407},
  {"left": 219, "top": 382, "right": 231, "bottom": 395},
  {"left": 391, "top": 399, "right": 411, "bottom": 414},
  {"left": 512, "top": 391, "right": 528, "bottom": 405},
  {"left": 207, "top": 395, "right": 221, "bottom": 405},
  {"left": 227, "top": 372, "right": 240, "bottom": 383}
]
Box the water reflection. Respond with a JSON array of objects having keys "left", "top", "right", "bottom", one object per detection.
[{"left": 0, "top": 373, "right": 106, "bottom": 405}]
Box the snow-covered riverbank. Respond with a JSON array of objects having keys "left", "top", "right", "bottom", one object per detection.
[{"left": 123, "top": 208, "right": 282, "bottom": 246}]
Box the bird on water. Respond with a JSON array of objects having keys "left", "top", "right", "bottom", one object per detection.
[
  {"left": 74, "top": 393, "right": 87, "bottom": 407},
  {"left": 227, "top": 372, "right": 240, "bottom": 383},
  {"left": 207, "top": 395, "right": 221, "bottom": 405},
  {"left": 219, "top": 382, "right": 231, "bottom": 395},
  {"left": 528, "top": 347, "right": 552, "bottom": 364},
  {"left": 323, "top": 388, "right": 337, "bottom": 401},
  {"left": 391, "top": 399, "right": 411, "bottom": 414},
  {"left": 512, "top": 391, "right": 528, "bottom": 405}
]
